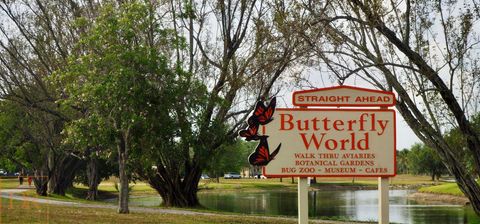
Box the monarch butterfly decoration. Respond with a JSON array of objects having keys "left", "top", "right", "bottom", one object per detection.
[
  {"left": 238, "top": 97, "right": 281, "bottom": 166},
  {"left": 248, "top": 136, "right": 281, "bottom": 166},
  {"left": 239, "top": 117, "right": 260, "bottom": 141},
  {"left": 253, "top": 97, "right": 276, "bottom": 125}
]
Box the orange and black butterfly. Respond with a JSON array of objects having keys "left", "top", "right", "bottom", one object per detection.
[
  {"left": 248, "top": 136, "right": 281, "bottom": 166},
  {"left": 239, "top": 116, "right": 260, "bottom": 141},
  {"left": 253, "top": 97, "right": 276, "bottom": 125},
  {"left": 239, "top": 126, "right": 259, "bottom": 141}
]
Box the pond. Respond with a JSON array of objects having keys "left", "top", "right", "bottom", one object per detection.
[{"left": 117, "top": 190, "right": 480, "bottom": 223}]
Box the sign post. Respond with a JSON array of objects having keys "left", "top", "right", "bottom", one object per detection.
[
  {"left": 379, "top": 105, "right": 390, "bottom": 224},
  {"left": 240, "top": 85, "right": 396, "bottom": 224},
  {"left": 297, "top": 106, "right": 308, "bottom": 224},
  {"left": 379, "top": 177, "right": 389, "bottom": 224},
  {"left": 298, "top": 177, "right": 308, "bottom": 224}
]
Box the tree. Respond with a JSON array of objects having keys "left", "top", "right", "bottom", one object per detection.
[
  {"left": 0, "top": 95, "right": 67, "bottom": 196},
  {"left": 396, "top": 149, "right": 410, "bottom": 174},
  {"left": 284, "top": 0, "right": 480, "bottom": 214},
  {"left": 407, "top": 143, "right": 447, "bottom": 180},
  {"left": 0, "top": 0, "right": 100, "bottom": 196},
  {"left": 55, "top": 2, "right": 180, "bottom": 213},
  {"left": 445, "top": 113, "right": 480, "bottom": 178},
  {"left": 133, "top": 0, "right": 305, "bottom": 207}
]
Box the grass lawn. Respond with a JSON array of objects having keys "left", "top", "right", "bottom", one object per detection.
[
  {"left": 86, "top": 181, "right": 157, "bottom": 196},
  {"left": 0, "top": 199, "right": 297, "bottom": 224},
  {"left": 418, "top": 183, "right": 465, "bottom": 197},
  {"left": 0, "top": 178, "right": 22, "bottom": 189},
  {"left": 309, "top": 174, "right": 436, "bottom": 185},
  {"left": 199, "top": 178, "right": 297, "bottom": 191}
]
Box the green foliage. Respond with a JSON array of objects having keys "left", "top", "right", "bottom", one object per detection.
[
  {"left": 53, "top": 1, "right": 178, "bottom": 154},
  {"left": 0, "top": 158, "right": 17, "bottom": 173},
  {"left": 51, "top": 1, "right": 214, "bottom": 196},
  {"left": 396, "top": 149, "right": 410, "bottom": 174},
  {"left": 407, "top": 143, "right": 447, "bottom": 180},
  {"left": 444, "top": 113, "right": 480, "bottom": 177},
  {"left": 0, "top": 100, "right": 50, "bottom": 172},
  {"left": 205, "top": 140, "right": 253, "bottom": 177}
]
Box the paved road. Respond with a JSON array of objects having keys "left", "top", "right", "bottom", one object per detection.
[{"left": 0, "top": 189, "right": 361, "bottom": 224}]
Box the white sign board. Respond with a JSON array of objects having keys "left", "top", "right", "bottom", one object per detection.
[{"left": 263, "top": 108, "right": 396, "bottom": 177}]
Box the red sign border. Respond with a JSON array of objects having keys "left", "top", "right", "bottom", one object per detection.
[
  {"left": 292, "top": 85, "right": 396, "bottom": 107},
  {"left": 262, "top": 108, "right": 397, "bottom": 178}
]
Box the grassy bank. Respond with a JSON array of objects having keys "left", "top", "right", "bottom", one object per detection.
[
  {"left": 199, "top": 174, "right": 436, "bottom": 191},
  {"left": 309, "top": 175, "right": 436, "bottom": 185},
  {"left": 418, "top": 183, "right": 464, "bottom": 197},
  {"left": 1, "top": 174, "right": 438, "bottom": 194},
  {"left": 199, "top": 178, "right": 297, "bottom": 191}
]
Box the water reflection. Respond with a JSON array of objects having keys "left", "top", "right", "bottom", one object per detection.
[{"left": 125, "top": 190, "right": 480, "bottom": 224}]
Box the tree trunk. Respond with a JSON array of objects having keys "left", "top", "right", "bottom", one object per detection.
[
  {"left": 448, "top": 164, "right": 480, "bottom": 212},
  {"left": 158, "top": 184, "right": 199, "bottom": 207},
  {"left": 48, "top": 155, "right": 82, "bottom": 196},
  {"left": 47, "top": 149, "right": 56, "bottom": 194},
  {"left": 146, "top": 164, "right": 202, "bottom": 207},
  {"left": 117, "top": 133, "right": 129, "bottom": 214},
  {"left": 33, "top": 169, "right": 48, "bottom": 196},
  {"left": 34, "top": 180, "right": 48, "bottom": 196},
  {"left": 86, "top": 155, "right": 100, "bottom": 200},
  {"left": 118, "top": 158, "right": 129, "bottom": 213}
]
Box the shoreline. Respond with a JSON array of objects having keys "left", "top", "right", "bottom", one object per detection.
[
  {"left": 408, "top": 192, "right": 470, "bottom": 206},
  {"left": 199, "top": 182, "right": 437, "bottom": 192}
]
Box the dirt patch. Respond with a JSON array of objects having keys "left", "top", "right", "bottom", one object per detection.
[{"left": 408, "top": 192, "right": 470, "bottom": 205}]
